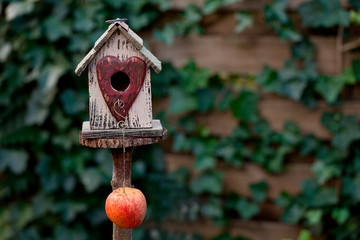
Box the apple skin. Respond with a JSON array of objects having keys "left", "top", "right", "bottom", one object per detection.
[{"left": 105, "top": 187, "right": 147, "bottom": 229}]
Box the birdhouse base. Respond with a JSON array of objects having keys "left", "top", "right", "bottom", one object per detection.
[{"left": 79, "top": 119, "right": 167, "bottom": 148}]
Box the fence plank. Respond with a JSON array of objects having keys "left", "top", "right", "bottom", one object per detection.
[
  {"left": 170, "top": 0, "right": 348, "bottom": 11},
  {"left": 165, "top": 153, "right": 313, "bottom": 199},
  {"left": 148, "top": 35, "right": 337, "bottom": 75},
  {"left": 146, "top": 220, "right": 302, "bottom": 240},
  {"left": 155, "top": 97, "right": 360, "bottom": 140}
]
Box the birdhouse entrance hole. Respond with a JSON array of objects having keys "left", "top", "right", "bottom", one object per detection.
[{"left": 111, "top": 71, "right": 130, "bottom": 92}]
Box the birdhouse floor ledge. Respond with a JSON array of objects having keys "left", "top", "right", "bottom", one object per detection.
[{"left": 79, "top": 120, "right": 167, "bottom": 148}]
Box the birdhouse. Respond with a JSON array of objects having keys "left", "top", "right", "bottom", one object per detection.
[
  {"left": 75, "top": 19, "right": 161, "bottom": 130},
  {"left": 76, "top": 19, "right": 167, "bottom": 240}
]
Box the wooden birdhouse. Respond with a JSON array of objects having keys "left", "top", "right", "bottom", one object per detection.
[
  {"left": 76, "top": 19, "right": 167, "bottom": 240},
  {"left": 75, "top": 19, "right": 161, "bottom": 130}
]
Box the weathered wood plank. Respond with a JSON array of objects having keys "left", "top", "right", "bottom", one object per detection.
[
  {"left": 117, "top": 24, "right": 144, "bottom": 50},
  {"left": 146, "top": 220, "right": 303, "bottom": 240},
  {"left": 169, "top": 0, "right": 348, "bottom": 11},
  {"left": 81, "top": 120, "right": 163, "bottom": 139},
  {"left": 202, "top": 12, "right": 274, "bottom": 36},
  {"left": 154, "top": 97, "right": 360, "bottom": 140},
  {"left": 198, "top": 99, "right": 360, "bottom": 139},
  {"left": 165, "top": 153, "right": 313, "bottom": 199},
  {"left": 79, "top": 127, "right": 168, "bottom": 148},
  {"left": 147, "top": 35, "right": 337, "bottom": 75}
]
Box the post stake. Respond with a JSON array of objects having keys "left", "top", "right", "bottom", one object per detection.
[
  {"left": 111, "top": 148, "right": 133, "bottom": 240},
  {"left": 79, "top": 127, "right": 167, "bottom": 240}
]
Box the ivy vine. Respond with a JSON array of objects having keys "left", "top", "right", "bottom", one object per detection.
[{"left": 1, "top": 0, "right": 360, "bottom": 240}]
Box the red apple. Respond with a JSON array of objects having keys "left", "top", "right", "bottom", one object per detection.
[{"left": 105, "top": 187, "right": 147, "bottom": 229}]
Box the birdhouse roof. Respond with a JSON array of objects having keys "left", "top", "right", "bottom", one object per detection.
[{"left": 75, "top": 22, "right": 162, "bottom": 76}]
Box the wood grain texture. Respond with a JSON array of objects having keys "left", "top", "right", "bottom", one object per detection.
[
  {"left": 81, "top": 120, "right": 163, "bottom": 139},
  {"left": 89, "top": 29, "right": 153, "bottom": 129},
  {"left": 147, "top": 35, "right": 337, "bottom": 75},
  {"left": 79, "top": 128, "right": 168, "bottom": 148},
  {"left": 96, "top": 56, "right": 147, "bottom": 124},
  {"left": 169, "top": 0, "right": 348, "bottom": 11},
  {"left": 165, "top": 153, "right": 313, "bottom": 200},
  {"left": 94, "top": 23, "right": 119, "bottom": 52},
  {"left": 76, "top": 23, "right": 161, "bottom": 77},
  {"left": 154, "top": 97, "right": 360, "bottom": 139},
  {"left": 118, "top": 24, "right": 144, "bottom": 50},
  {"left": 111, "top": 148, "right": 133, "bottom": 240},
  {"left": 145, "top": 220, "right": 303, "bottom": 240}
]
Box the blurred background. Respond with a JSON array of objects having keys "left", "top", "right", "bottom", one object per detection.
[{"left": 1, "top": 0, "right": 360, "bottom": 239}]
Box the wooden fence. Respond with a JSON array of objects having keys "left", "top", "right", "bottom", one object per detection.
[{"left": 144, "top": 1, "right": 359, "bottom": 239}]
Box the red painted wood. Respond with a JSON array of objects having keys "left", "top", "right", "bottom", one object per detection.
[{"left": 96, "top": 56, "right": 147, "bottom": 126}]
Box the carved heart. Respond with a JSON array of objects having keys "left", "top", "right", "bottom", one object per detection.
[{"left": 96, "top": 56, "right": 147, "bottom": 127}]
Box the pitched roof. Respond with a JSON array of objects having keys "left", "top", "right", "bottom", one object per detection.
[{"left": 75, "top": 22, "right": 161, "bottom": 76}]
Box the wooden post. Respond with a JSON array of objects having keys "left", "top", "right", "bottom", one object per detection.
[
  {"left": 79, "top": 126, "right": 167, "bottom": 240},
  {"left": 111, "top": 148, "right": 134, "bottom": 240}
]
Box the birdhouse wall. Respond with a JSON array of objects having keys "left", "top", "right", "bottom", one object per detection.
[{"left": 88, "top": 29, "right": 152, "bottom": 129}]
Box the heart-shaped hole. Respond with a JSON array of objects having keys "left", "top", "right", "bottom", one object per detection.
[{"left": 111, "top": 71, "right": 130, "bottom": 92}]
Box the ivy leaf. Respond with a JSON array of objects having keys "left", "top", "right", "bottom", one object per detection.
[
  {"left": 278, "top": 60, "right": 308, "bottom": 100},
  {"left": 250, "top": 181, "right": 268, "bottom": 203},
  {"left": 169, "top": 87, "right": 198, "bottom": 114},
  {"left": 202, "top": 0, "right": 239, "bottom": 15},
  {"left": 291, "top": 40, "right": 316, "bottom": 61},
  {"left": 342, "top": 175, "right": 360, "bottom": 202},
  {"left": 197, "top": 88, "right": 216, "bottom": 112},
  {"left": 321, "top": 112, "right": 342, "bottom": 133},
  {"left": 194, "top": 154, "right": 217, "bottom": 171},
  {"left": 333, "top": 115, "right": 360, "bottom": 150},
  {"left": 172, "top": 133, "right": 191, "bottom": 152},
  {"left": 341, "top": 66, "right": 356, "bottom": 85},
  {"left": 275, "top": 192, "right": 292, "bottom": 208},
  {"left": 154, "top": 24, "right": 176, "bottom": 45},
  {"left": 190, "top": 171, "right": 223, "bottom": 195},
  {"left": 60, "top": 89, "right": 87, "bottom": 116},
  {"left": 80, "top": 167, "right": 102, "bottom": 193},
  {"left": 43, "top": 16, "right": 72, "bottom": 42},
  {"left": 5, "top": 2, "right": 35, "bottom": 21},
  {"left": 282, "top": 203, "right": 305, "bottom": 224},
  {"left": 183, "top": 4, "right": 202, "bottom": 24},
  {"left": 234, "top": 198, "right": 259, "bottom": 220},
  {"left": 234, "top": 12, "right": 253, "bottom": 33},
  {"left": 315, "top": 75, "right": 344, "bottom": 103},
  {"left": 331, "top": 208, "right": 350, "bottom": 225},
  {"left": 180, "top": 60, "right": 210, "bottom": 94},
  {"left": 298, "top": 0, "right": 350, "bottom": 28},
  {"left": 300, "top": 135, "right": 320, "bottom": 156},
  {"left": 230, "top": 90, "right": 259, "bottom": 122},
  {"left": 305, "top": 209, "right": 323, "bottom": 225},
  {"left": 302, "top": 179, "right": 338, "bottom": 207},
  {"left": 322, "top": 113, "right": 360, "bottom": 150},
  {"left": 282, "top": 121, "right": 301, "bottom": 145},
  {"left": 256, "top": 66, "right": 281, "bottom": 93},
  {"left": 0, "top": 149, "right": 29, "bottom": 175},
  {"left": 201, "top": 197, "right": 224, "bottom": 219},
  {"left": 298, "top": 229, "right": 312, "bottom": 240},
  {"left": 312, "top": 160, "right": 341, "bottom": 184},
  {"left": 264, "top": 0, "right": 302, "bottom": 41}
]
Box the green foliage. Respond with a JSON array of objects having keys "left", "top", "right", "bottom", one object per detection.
[
  {"left": 298, "top": 0, "right": 350, "bottom": 28},
  {"left": 2, "top": 0, "right": 360, "bottom": 240},
  {"left": 234, "top": 12, "right": 253, "bottom": 33},
  {"left": 264, "top": 0, "right": 302, "bottom": 41},
  {"left": 154, "top": 0, "right": 245, "bottom": 44}
]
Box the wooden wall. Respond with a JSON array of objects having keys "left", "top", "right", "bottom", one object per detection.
[{"left": 144, "top": 1, "right": 358, "bottom": 239}]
